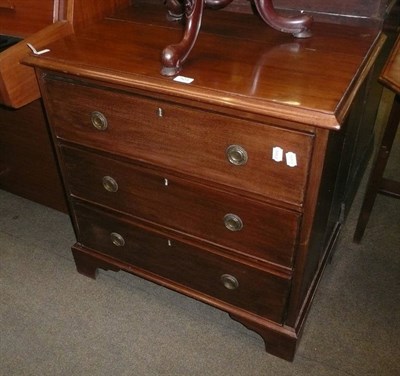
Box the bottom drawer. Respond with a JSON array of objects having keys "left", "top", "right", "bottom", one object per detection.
[{"left": 73, "top": 201, "right": 291, "bottom": 323}]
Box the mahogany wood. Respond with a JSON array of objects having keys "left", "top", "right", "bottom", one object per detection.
[
  {"left": 73, "top": 200, "right": 291, "bottom": 322},
  {"left": 0, "top": 0, "right": 54, "bottom": 37},
  {"left": 0, "top": 0, "right": 73, "bottom": 210},
  {"left": 229, "top": 313, "right": 298, "bottom": 361},
  {"left": 71, "top": 240, "right": 299, "bottom": 359},
  {"left": 0, "top": 0, "right": 134, "bottom": 108},
  {"left": 0, "top": 0, "right": 75, "bottom": 108},
  {"left": 0, "top": 0, "right": 140, "bottom": 212},
  {"left": 162, "top": 0, "right": 312, "bottom": 75},
  {"left": 60, "top": 145, "right": 300, "bottom": 267},
  {"left": 0, "top": 22, "right": 73, "bottom": 108},
  {"left": 43, "top": 75, "right": 313, "bottom": 206},
  {"left": 26, "top": 1, "right": 389, "bottom": 362},
  {"left": 229, "top": 0, "right": 393, "bottom": 24},
  {"left": 0, "top": 100, "right": 67, "bottom": 212},
  {"left": 25, "top": 4, "right": 383, "bottom": 129},
  {"left": 66, "top": 0, "right": 131, "bottom": 32},
  {"left": 273, "top": 0, "right": 389, "bottom": 18},
  {"left": 71, "top": 244, "right": 121, "bottom": 279}
]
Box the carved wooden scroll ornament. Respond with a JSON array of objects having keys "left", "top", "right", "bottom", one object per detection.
[{"left": 161, "top": 0, "right": 313, "bottom": 76}]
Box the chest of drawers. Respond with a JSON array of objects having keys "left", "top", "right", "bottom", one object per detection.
[{"left": 25, "top": 2, "right": 385, "bottom": 361}]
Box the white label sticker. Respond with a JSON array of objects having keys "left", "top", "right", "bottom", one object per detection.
[
  {"left": 286, "top": 152, "right": 298, "bottom": 167},
  {"left": 173, "top": 75, "right": 194, "bottom": 84},
  {"left": 272, "top": 147, "right": 283, "bottom": 162}
]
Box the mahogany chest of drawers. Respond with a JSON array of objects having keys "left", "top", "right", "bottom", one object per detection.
[{"left": 25, "top": 2, "right": 385, "bottom": 361}]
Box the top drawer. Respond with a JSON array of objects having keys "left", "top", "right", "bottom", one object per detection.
[{"left": 42, "top": 76, "right": 314, "bottom": 206}]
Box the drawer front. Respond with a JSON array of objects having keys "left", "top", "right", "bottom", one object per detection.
[
  {"left": 62, "top": 146, "right": 300, "bottom": 267},
  {"left": 73, "top": 201, "right": 291, "bottom": 323},
  {"left": 44, "top": 76, "right": 313, "bottom": 206}
]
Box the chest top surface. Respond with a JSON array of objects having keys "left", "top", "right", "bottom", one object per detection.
[{"left": 24, "top": 0, "right": 383, "bottom": 129}]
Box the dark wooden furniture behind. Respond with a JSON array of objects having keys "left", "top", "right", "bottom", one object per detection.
[
  {"left": 0, "top": 0, "right": 71, "bottom": 211},
  {"left": 354, "top": 35, "right": 400, "bottom": 243},
  {"left": 0, "top": 0, "right": 129, "bottom": 211}
]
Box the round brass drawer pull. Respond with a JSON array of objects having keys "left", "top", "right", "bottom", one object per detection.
[
  {"left": 102, "top": 176, "right": 118, "bottom": 192},
  {"left": 110, "top": 232, "right": 125, "bottom": 247},
  {"left": 224, "top": 213, "right": 243, "bottom": 232},
  {"left": 226, "top": 144, "right": 248, "bottom": 165},
  {"left": 91, "top": 111, "right": 108, "bottom": 131},
  {"left": 220, "top": 274, "right": 239, "bottom": 290}
]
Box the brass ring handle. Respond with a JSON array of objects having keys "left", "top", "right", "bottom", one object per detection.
[
  {"left": 110, "top": 232, "right": 125, "bottom": 247},
  {"left": 224, "top": 213, "right": 243, "bottom": 232},
  {"left": 226, "top": 144, "right": 248, "bottom": 165},
  {"left": 102, "top": 176, "right": 118, "bottom": 192},
  {"left": 91, "top": 111, "right": 108, "bottom": 131},
  {"left": 220, "top": 274, "right": 239, "bottom": 290}
]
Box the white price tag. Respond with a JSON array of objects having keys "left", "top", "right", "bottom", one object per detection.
[
  {"left": 173, "top": 75, "right": 194, "bottom": 84},
  {"left": 286, "top": 152, "right": 298, "bottom": 167},
  {"left": 272, "top": 147, "right": 283, "bottom": 162}
]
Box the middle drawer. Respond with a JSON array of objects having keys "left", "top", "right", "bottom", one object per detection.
[{"left": 61, "top": 145, "right": 301, "bottom": 268}]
